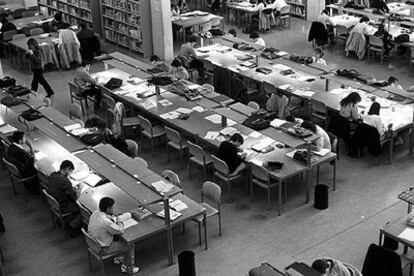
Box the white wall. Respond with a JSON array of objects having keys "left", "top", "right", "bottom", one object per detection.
[{"left": 150, "top": 0, "right": 174, "bottom": 60}]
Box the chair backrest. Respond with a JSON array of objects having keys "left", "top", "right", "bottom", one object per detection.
[
  {"left": 3, "top": 30, "right": 17, "bottom": 41},
  {"left": 69, "top": 103, "right": 82, "bottom": 120},
  {"left": 22, "top": 11, "right": 36, "bottom": 18},
  {"left": 12, "top": 34, "right": 26, "bottom": 41},
  {"left": 251, "top": 162, "right": 269, "bottom": 182},
  {"left": 133, "top": 156, "right": 148, "bottom": 168},
  {"left": 188, "top": 141, "right": 206, "bottom": 162},
  {"left": 81, "top": 228, "right": 103, "bottom": 253},
  {"left": 106, "top": 109, "right": 115, "bottom": 128},
  {"left": 201, "top": 181, "right": 221, "bottom": 205},
  {"left": 37, "top": 171, "right": 50, "bottom": 191},
  {"left": 328, "top": 132, "right": 338, "bottom": 155},
  {"left": 165, "top": 126, "right": 182, "bottom": 145},
  {"left": 138, "top": 115, "right": 152, "bottom": 133},
  {"left": 162, "top": 170, "right": 181, "bottom": 187},
  {"left": 369, "top": 35, "right": 383, "bottom": 48},
  {"left": 43, "top": 97, "right": 52, "bottom": 107},
  {"left": 102, "top": 94, "right": 116, "bottom": 110},
  {"left": 212, "top": 155, "right": 229, "bottom": 176},
  {"left": 202, "top": 83, "right": 214, "bottom": 93},
  {"left": 68, "top": 81, "right": 80, "bottom": 96},
  {"left": 280, "top": 5, "right": 290, "bottom": 16},
  {"left": 29, "top": 27, "right": 44, "bottom": 36},
  {"left": 336, "top": 25, "right": 348, "bottom": 36},
  {"left": 361, "top": 243, "right": 402, "bottom": 276},
  {"left": 311, "top": 99, "right": 327, "bottom": 115},
  {"left": 77, "top": 200, "right": 91, "bottom": 223},
  {"left": 247, "top": 101, "right": 260, "bottom": 110},
  {"left": 125, "top": 139, "right": 138, "bottom": 157},
  {"left": 3, "top": 157, "right": 21, "bottom": 181},
  {"left": 42, "top": 189, "right": 62, "bottom": 214},
  {"left": 201, "top": 21, "right": 212, "bottom": 32}
]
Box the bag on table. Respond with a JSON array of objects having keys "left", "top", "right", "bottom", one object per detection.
[
  {"left": 0, "top": 76, "right": 16, "bottom": 88},
  {"left": 0, "top": 95, "right": 24, "bottom": 107},
  {"left": 19, "top": 108, "right": 43, "bottom": 121},
  {"left": 7, "top": 85, "right": 31, "bottom": 97},
  {"left": 104, "top": 78, "right": 123, "bottom": 90}
]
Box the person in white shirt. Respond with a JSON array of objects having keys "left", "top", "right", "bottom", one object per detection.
[
  {"left": 88, "top": 197, "right": 139, "bottom": 274},
  {"left": 388, "top": 76, "right": 404, "bottom": 90},
  {"left": 255, "top": 0, "right": 269, "bottom": 31},
  {"left": 301, "top": 120, "right": 332, "bottom": 152},
  {"left": 271, "top": 0, "right": 288, "bottom": 13},
  {"left": 362, "top": 102, "right": 388, "bottom": 139},
  {"left": 318, "top": 8, "right": 335, "bottom": 44},
  {"left": 249, "top": 31, "right": 266, "bottom": 51},
  {"left": 351, "top": 16, "right": 371, "bottom": 36},
  {"left": 313, "top": 48, "right": 327, "bottom": 66},
  {"left": 58, "top": 27, "right": 80, "bottom": 48}
]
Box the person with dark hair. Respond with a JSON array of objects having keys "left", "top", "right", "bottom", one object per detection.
[
  {"left": 374, "top": 23, "right": 393, "bottom": 59},
  {"left": 76, "top": 23, "right": 94, "bottom": 40},
  {"left": 180, "top": 36, "right": 207, "bottom": 79},
  {"left": 313, "top": 48, "right": 327, "bottom": 65},
  {"left": 217, "top": 133, "right": 247, "bottom": 175},
  {"left": 150, "top": 55, "right": 171, "bottom": 73},
  {"left": 285, "top": 115, "right": 304, "bottom": 125},
  {"left": 73, "top": 63, "right": 102, "bottom": 110},
  {"left": 88, "top": 197, "right": 139, "bottom": 274},
  {"left": 0, "top": 17, "right": 17, "bottom": 37},
  {"left": 228, "top": 29, "right": 237, "bottom": 37},
  {"left": 388, "top": 76, "right": 403, "bottom": 90},
  {"left": 48, "top": 160, "right": 82, "bottom": 234},
  {"left": 311, "top": 258, "right": 362, "bottom": 276},
  {"left": 26, "top": 38, "right": 55, "bottom": 97},
  {"left": 371, "top": 0, "right": 389, "bottom": 14},
  {"left": 249, "top": 31, "right": 266, "bottom": 50},
  {"left": 339, "top": 92, "right": 362, "bottom": 120},
  {"left": 301, "top": 120, "right": 331, "bottom": 151},
  {"left": 49, "top": 12, "right": 67, "bottom": 31},
  {"left": 7, "top": 131, "right": 39, "bottom": 194},
  {"left": 351, "top": 16, "right": 371, "bottom": 36},
  {"left": 362, "top": 102, "right": 387, "bottom": 138},
  {"left": 170, "top": 58, "right": 189, "bottom": 80}
]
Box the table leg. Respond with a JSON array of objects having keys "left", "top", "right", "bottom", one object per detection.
[
  {"left": 305, "top": 170, "right": 311, "bottom": 204},
  {"left": 203, "top": 212, "right": 208, "bottom": 250},
  {"left": 379, "top": 231, "right": 383, "bottom": 246},
  {"left": 325, "top": 79, "right": 329, "bottom": 91},
  {"left": 410, "top": 124, "right": 414, "bottom": 155},
  {"left": 408, "top": 203, "right": 412, "bottom": 214},
  {"left": 127, "top": 243, "right": 135, "bottom": 274},
  {"left": 389, "top": 137, "right": 393, "bottom": 164},
  {"left": 316, "top": 166, "right": 320, "bottom": 185},
  {"left": 333, "top": 159, "right": 336, "bottom": 191},
  {"left": 278, "top": 180, "right": 282, "bottom": 216},
  {"left": 167, "top": 225, "right": 174, "bottom": 265}
]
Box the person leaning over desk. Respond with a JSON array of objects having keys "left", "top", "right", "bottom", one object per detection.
[
  {"left": 73, "top": 63, "right": 102, "bottom": 110},
  {"left": 149, "top": 55, "right": 171, "bottom": 73},
  {"left": 217, "top": 133, "right": 247, "bottom": 176},
  {"left": 88, "top": 197, "right": 139, "bottom": 274},
  {"left": 180, "top": 36, "right": 207, "bottom": 79},
  {"left": 48, "top": 160, "right": 82, "bottom": 236},
  {"left": 339, "top": 92, "right": 362, "bottom": 121},
  {"left": 301, "top": 120, "right": 332, "bottom": 152}
]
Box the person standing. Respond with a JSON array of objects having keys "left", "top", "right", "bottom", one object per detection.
[
  {"left": 26, "top": 38, "right": 55, "bottom": 97},
  {"left": 179, "top": 36, "right": 206, "bottom": 79}
]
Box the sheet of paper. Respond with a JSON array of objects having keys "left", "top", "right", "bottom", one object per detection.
[
  {"left": 205, "top": 114, "right": 222, "bottom": 124},
  {"left": 270, "top": 118, "right": 287, "bottom": 128},
  {"left": 251, "top": 137, "right": 275, "bottom": 152},
  {"left": 204, "top": 131, "right": 220, "bottom": 140},
  {"left": 279, "top": 84, "right": 293, "bottom": 91},
  {"left": 35, "top": 151, "right": 47, "bottom": 161},
  {"left": 157, "top": 209, "right": 182, "bottom": 221},
  {"left": 330, "top": 88, "right": 345, "bottom": 95},
  {"left": 83, "top": 173, "right": 102, "bottom": 187},
  {"left": 64, "top": 123, "right": 82, "bottom": 132},
  {"left": 293, "top": 89, "right": 315, "bottom": 97},
  {"left": 192, "top": 106, "right": 205, "bottom": 113},
  {"left": 140, "top": 101, "right": 156, "bottom": 110},
  {"left": 277, "top": 51, "right": 288, "bottom": 57},
  {"left": 220, "top": 126, "right": 238, "bottom": 136},
  {"left": 0, "top": 124, "right": 17, "bottom": 134},
  {"left": 272, "top": 64, "right": 291, "bottom": 71},
  {"left": 70, "top": 170, "right": 90, "bottom": 181},
  {"left": 176, "top": 107, "right": 193, "bottom": 114},
  {"left": 158, "top": 99, "right": 173, "bottom": 107},
  {"left": 399, "top": 228, "right": 414, "bottom": 241},
  {"left": 249, "top": 131, "right": 262, "bottom": 138},
  {"left": 313, "top": 148, "right": 330, "bottom": 157},
  {"left": 170, "top": 199, "right": 188, "bottom": 212},
  {"left": 117, "top": 212, "right": 132, "bottom": 221},
  {"left": 286, "top": 150, "right": 297, "bottom": 158},
  {"left": 122, "top": 217, "right": 138, "bottom": 229},
  {"left": 227, "top": 119, "right": 237, "bottom": 126},
  {"left": 187, "top": 84, "right": 200, "bottom": 90},
  {"left": 151, "top": 180, "right": 174, "bottom": 193},
  {"left": 71, "top": 128, "right": 89, "bottom": 136}
]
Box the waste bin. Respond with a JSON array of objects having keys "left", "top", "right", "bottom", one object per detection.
[
  {"left": 178, "top": 250, "right": 196, "bottom": 276},
  {"left": 314, "top": 184, "right": 329, "bottom": 210}
]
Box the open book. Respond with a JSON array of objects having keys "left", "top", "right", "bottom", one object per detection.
[{"left": 116, "top": 212, "right": 138, "bottom": 229}]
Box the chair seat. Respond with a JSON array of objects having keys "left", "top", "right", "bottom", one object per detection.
[
  {"left": 192, "top": 202, "right": 219, "bottom": 222},
  {"left": 168, "top": 140, "right": 188, "bottom": 150},
  {"left": 214, "top": 171, "right": 242, "bottom": 182},
  {"left": 190, "top": 154, "right": 213, "bottom": 166},
  {"left": 142, "top": 125, "right": 166, "bottom": 138},
  {"left": 21, "top": 174, "right": 37, "bottom": 182},
  {"left": 123, "top": 116, "right": 140, "bottom": 127},
  {"left": 252, "top": 178, "right": 279, "bottom": 190}
]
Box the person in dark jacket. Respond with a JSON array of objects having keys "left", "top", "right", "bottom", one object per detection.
[
  {"left": 6, "top": 131, "right": 39, "bottom": 194},
  {"left": 49, "top": 13, "right": 68, "bottom": 31},
  {"left": 374, "top": 22, "right": 393, "bottom": 58},
  {"left": 371, "top": 0, "right": 389, "bottom": 14},
  {"left": 26, "top": 38, "right": 55, "bottom": 97},
  {"left": 217, "top": 133, "right": 247, "bottom": 175},
  {"left": 0, "top": 17, "right": 17, "bottom": 39}
]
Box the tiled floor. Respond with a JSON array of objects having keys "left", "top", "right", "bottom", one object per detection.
[{"left": 1, "top": 16, "right": 414, "bottom": 276}]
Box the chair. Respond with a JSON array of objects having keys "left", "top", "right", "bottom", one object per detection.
[
  {"left": 125, "top": 139, "right": 138, "bottom": 157},
  {"left": 162, "top": 169, "right": 181, "bottom": 188},
  {"left": 188, "top": 141, "right": 213, "bottom": 180},
  {"left": 37, "top": 170, "right": 49, "bottom": 204},
  {"left": 2, "top": 30, "right": 17, "bottom": 42},
  {"left": 12, "top": 34, "right": 26, "bottom": 41},
  {"left": 250, "top": 162, "right": 280, "bottom": 211},
  {"left": 278, "top": 5, "right": 291, "bottom": 28},
  {"left": 311, "top": 99, "right": 328, "bottom": 128},
  {"left": 192, "top": 181, "right": 222, "bottom": 246},
  {"left": 42, "top": 189, "right": 77, "bottom": 238},
  {"left": 165, "top": 126, "right": 188, "bottom": 167},
  {"left": 368, "top": 35, "right": 385, "bottom": 64},
  {"left": 202, "top": 83, "right": 214, "bottom": 93},
  {"left": 138, "top": 115, "right": 166, "bottom": 154},
  {"left": 335, "top": 25, "right": 349, "bottom": 44},
  {"left": 69, "top": 103, "right": 83, "bottom": 121},
  {"left": 200, "top": 22, "right": 213, "bottom": 45},
  {"left": 3, "top": 157, "right": 37, "bottom": 195},
  {"left": 247, "top": 101, "right": 260, "bottom": 110},
  {"left": 68, "top": 81, "right": 87, "bottom": 116},
  {"left": 211, "top": 155, "right": 247, "bottom": 194},
  {"left": 22, "top": 11, "right": 36, "bottom": 18},
  {"left": 133, "top": 157, "right": 148, "bottom": 168},
  {"left": 42, "top": 97, "right": 52, "bottom": 107},
  {"left": 81, "top": 228, "right": 128, "bottom": 276},
  {"left": 328, "top": 132, "right": 339, "bottom": 160},
  {"left": 101, "top": 94, "right": 116, "bottom": 110},
  {"left": 29, "top": 28, "right": 44, "bottom": 36},
  {"left": 76, "top": 200, "right": 91, "bottom": 227}
]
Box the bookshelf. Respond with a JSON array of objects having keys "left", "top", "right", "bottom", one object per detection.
[
  {"left": 287, "top": 0, "right": 307, "bottom": 19},
  {"left": 100, "top": 0, "right": 153, "bottom": 57},
  {"left": 286, "top": 0, "right": 324, "bottom": 21},
  {"left": 37, "top": 0, "right": 101, "bottom": 34}
]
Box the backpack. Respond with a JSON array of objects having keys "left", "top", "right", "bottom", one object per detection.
[
  {"left": 0, "top": 76, "right": 16, "bottom": 88},
  {"left": 104, "top": 78, "right": 123, "bottom": 90},
  {"left": 19, "top": 108, "right": 44, "bottom": 122},
  {"left": 7, "top": 85, "right": 31, "bottom": 97},
  {"left": 0, "top": 95, "right": 24, "bottom": 107},
  {"left": 243, "top": 113, "right": 271, "bottom": 130}
]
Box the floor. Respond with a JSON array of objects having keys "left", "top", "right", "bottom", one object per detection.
[{"left": 1, "top": 15, "right": 414, "bottom": 276}]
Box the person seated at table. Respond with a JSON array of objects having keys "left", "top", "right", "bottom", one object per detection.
[
  {"left": 387, "top": 76, "right": 404, "bottom": 90},
  {"left": 0, "top": 17, "right": 16, "bottom": 38},
  {"left": 312, "top": 258, "right": 362, "bottom": 276},
  {"left": 228, "top": 29, "right": 237, "bottom": 37},
  {"left": 371, "top": 0, "right": 389, "bottom": 14},
  {"left": 301, "top": 121, "right": 332, "bottom": 152},
  {"left": 177, "top": 0, "right": 189, "bottom": 13},
  {"left": 49, "top": 13, "right": 69, "bottom": 32},
  {"left": 169, "top": 58, "right": 189, "bottom": 80},
  {"left": 249, "top": 31, "right": 266, "bottom": 51},
  {"left": 48, "top": 160, "right": 82, "bottom": 236},
  {"left": 77, "top": 23, "right": 100, "bottom": 61},
  {"left": 180, "top": 36, "right": 206, "bottom": 79},
  {"left": 339, "top": 92, "right": 362, "bottom": 121},
  {"left": 362, "top": 102, "right": 389, "bottom": 140},
  {"left": 217, "top": 133, "right": 247, "bottom": 176},
  {"left": 6, "top": 131, "right": 39, "bottom": 194},
  {"left": 149, "top": 55, "right": 171, "bottom": 73},
  {"left": 73, "top": 63, "right": 102, "bottom": 110},
  {"left": 313, "top": 48, "right": 327, "bottom": 66},
  {"left": 88, "top": 197, "right": 139, "bottom": 274},
  {"left": 374, "top": 22, "right": 393, "bottom": 59},
  {"left": 351, "top": 16, "right": 371, "bottom": 36},
  {"left": 82, "top": 117, "right": 130, "bottom": 156}
]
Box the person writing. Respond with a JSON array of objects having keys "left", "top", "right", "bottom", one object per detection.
[
  {"left": 313, "top": 48, "right": 327, "bottom": 65},
  {"left": 351, "top": 16, "right": 371, "bottom": 36},
  {"left": 301, "top": 120, "right": 332, "bottom": 152},
  {"left": 88, "top": 197, "right": 139, "bottom": 274},
  {"left": 362, "top": 102, "right": 388, "bottom": 140},
  {"left": 388, "top": 76, "right": 403, "bottom": 90},
  {"left": 6, "top": 131, "right": 39, "bottom": 194},
  {"left": 169, "top": 58, "right": 189, "bottom": 80},
  {"left": 149, "top": 55, "right": 171, "bottom": 73},
  {"left": 339, "top": 92, "right": 362, "bottom": 121},
  {"left": 311, "top": 258, "right": 362, "bottom": 276},
  {"left": 249, "top": 31, "right": 266, "bottom": 51},
  {"left": 48, "top": 160, "right": 82, "bottom": 236},
  {"left": 26, "top": 38, "right": 55, "bottom": 97},
  {"left": 73, "top": 63, "right": 102, "bottom": 110},
  {"left": 217, "top": 133, "right": 247, "bottom": 176}
]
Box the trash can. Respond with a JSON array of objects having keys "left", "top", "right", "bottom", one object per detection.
[
  {"left": 314, "top": 184, "right": 329, "bottom": 210},
  {"left": 178, "top": 250, "right": 196, "bottom": 276}
]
